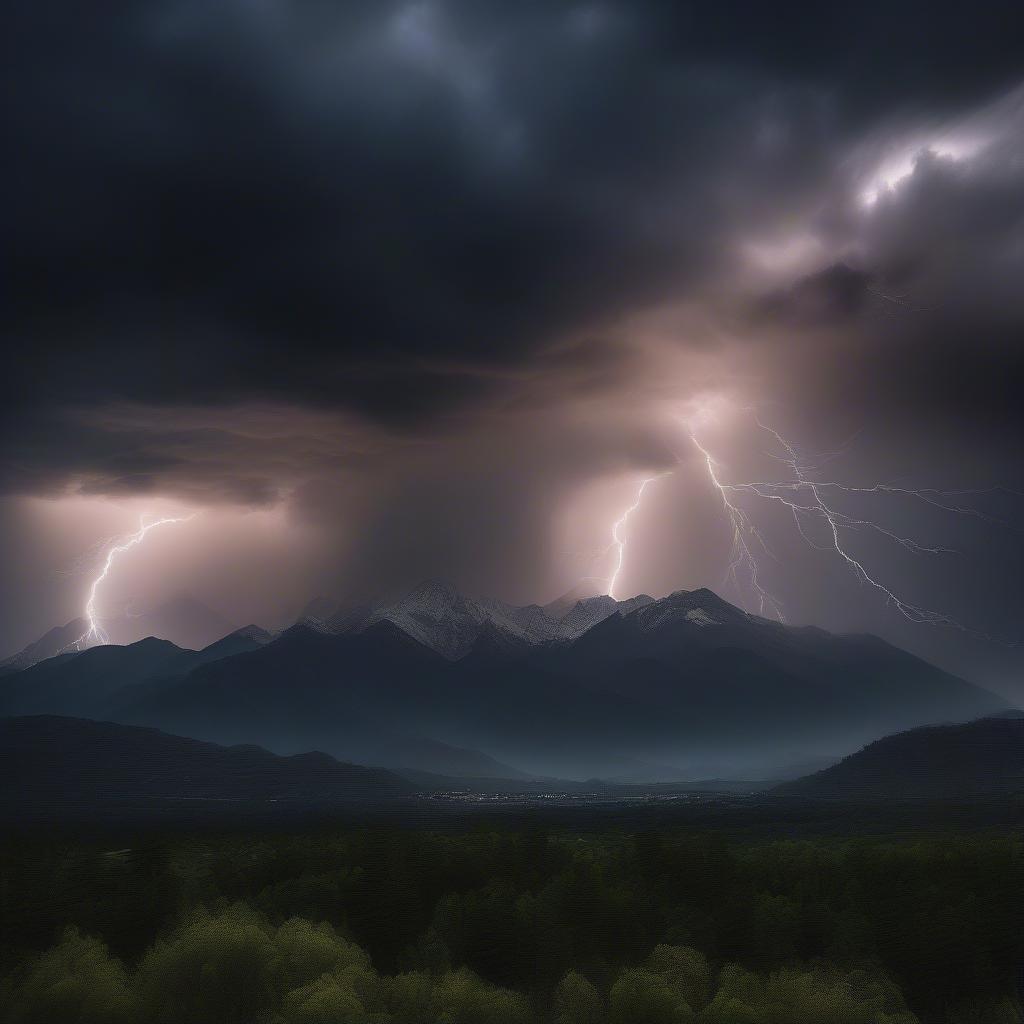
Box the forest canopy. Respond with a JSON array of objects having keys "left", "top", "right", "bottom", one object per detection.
[{"left": 1, "top": 827, "right": 1021, "bottom": 1024}]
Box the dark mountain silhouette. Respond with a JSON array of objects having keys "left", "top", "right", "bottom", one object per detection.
[
  {"left": 0, "top": 637, "right": 189, "bottom": 719},
  {"left": 0, "top": 618, "right": 87, "bottom": 675},
  {"left": 3, "top": 595, "right": 239, "bottom": 675},
  {"left": 774, "top": 713, "right": 1024, "bottom": 800},
  {"left": 117, "top": 621, "right": 531, "bottom": 778},
  {"left": 0, "top": 715, "right": 412, "bottom": 820},
  {"left": 1, "top": 584, "right": 1004, "bottom": 780},
  {"left": 189, "top": 623, "right": 273, "bottom": 662},
  {"left": 0, "top": 624, "right": 275, "bottom": 720},
  {"left": 544, "top": 589, "right": 999, "bottom": 726},
  {"left": 0, "top": 624, "right": 526, "bottom": 779}
]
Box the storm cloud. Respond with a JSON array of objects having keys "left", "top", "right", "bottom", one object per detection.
[{"left": 3, "top": 1, "right": 1023, "bottom": 692}]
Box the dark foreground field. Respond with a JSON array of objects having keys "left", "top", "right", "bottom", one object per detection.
[{"left": 2, "top": 815, "right": 1023, "bottom": 1024}]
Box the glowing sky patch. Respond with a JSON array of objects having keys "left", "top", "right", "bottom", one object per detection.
[
  {"left": 78, "top": 514, "right": 198, "bottom": 648},
  {"left": 860, "top": 135, "right": 990, "bottom": 206},
  {"left": 607, "top": 475, "right": 667, "bottom": 600}
]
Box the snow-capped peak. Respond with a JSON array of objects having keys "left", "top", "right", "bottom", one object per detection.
[{"left": 314, "top": 581, "right": 732, "bottom": 658}]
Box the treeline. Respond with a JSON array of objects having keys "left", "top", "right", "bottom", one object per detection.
[
  {"left": 1, "top": 909, "right": 919, "bottom": 1024},
  {"left": 1, "top": 828, "right": 1022, "bottom": 1023}
]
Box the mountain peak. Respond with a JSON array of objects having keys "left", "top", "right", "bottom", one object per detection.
[
  {"left": 617, "top": 594, "right": 655, "bottom": 615},
  {"left": 543, "top": 579, "right": 609, "bottom": 620},
  {"left": 365, "top": 580, "right": 487, "bottom": 659},
  {"left": 231, "top": 624, "right": 273, "bottom": 644},
  {"left": 318, "top": 581, "right": 679, "bottom": 655},
  {"left": 0, "top": 618, "right": 88, "bottom": 674},
  {"left": 627, "top": 587, "right": 745, "bottom": 632}
]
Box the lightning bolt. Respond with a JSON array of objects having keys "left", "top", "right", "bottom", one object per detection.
[
  {"left": 607, "top": 475, "right": 667, "bottom": 600},
  {"left": 77, "top": 513, "right": 198, "bottom": 649},
  {"left": 689, "top": 436, "right": 786, "bottom": 620},
  {"left": 690, "top": 412, "right": 1018, "bottom": 642}
]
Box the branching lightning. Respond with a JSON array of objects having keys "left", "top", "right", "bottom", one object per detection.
[
  {"left": 690, "top": 435, "right": 786, "bottom": 620},
  {"left": 689, "top": 411, "right": 1017, "bottom": 642},
  {"left": 76, "top": 513, "right": 198, "bottom": 649}
]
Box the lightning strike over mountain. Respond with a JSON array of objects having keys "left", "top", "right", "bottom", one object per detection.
[
  {"left": 690, "top": 412, "right": 1018, "bottom": 641},
  {"left": 689, "top": 435, "right": 786, "bottom": 620},
  {"left": 77, "top": 513, "right": 198, "bottom": 649},
  {"left": 607, "top": 475, "right": 666, "bottom": 600}
]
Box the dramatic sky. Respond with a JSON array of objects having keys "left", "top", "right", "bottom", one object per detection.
[{"left": 3, "top": 1, "right": 1023, "bottom": 694}]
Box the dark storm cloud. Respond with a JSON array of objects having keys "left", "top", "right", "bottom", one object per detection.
[
  {"left": 8, "top": 0, "right": 1022, "bottom": 436},
  {"left": 1, "top": 408, "right": 287, "bottom": 505},
  {"left": 3, "top": 0, "right": 1024, "bottom": 686},
  {"left": 8, "top": 0, "right": 726, "bottom": 419},
  {"left": 756, "top": 264, "right": 873, "bottom": 325},
  {"left": 2, "top": 0, "right": 1024, "bottom": 696}
]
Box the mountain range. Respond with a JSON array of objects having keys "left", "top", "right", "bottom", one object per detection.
[
  {"left": 302, "top": 579, "right": 656, "bottom": 657},
  {"left": 0, "top": 594, "right": 238, "bottom": 674},
  {"left": 0, "top": 581, "right": 1007, "bottom": 780}
]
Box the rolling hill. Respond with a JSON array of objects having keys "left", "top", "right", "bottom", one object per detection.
[
  {"left": 774, "top": 713, "right": 1024, "bottom": 800},
  {"left": 0, "top": 715, "right": 413, "bottom": 821}
]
